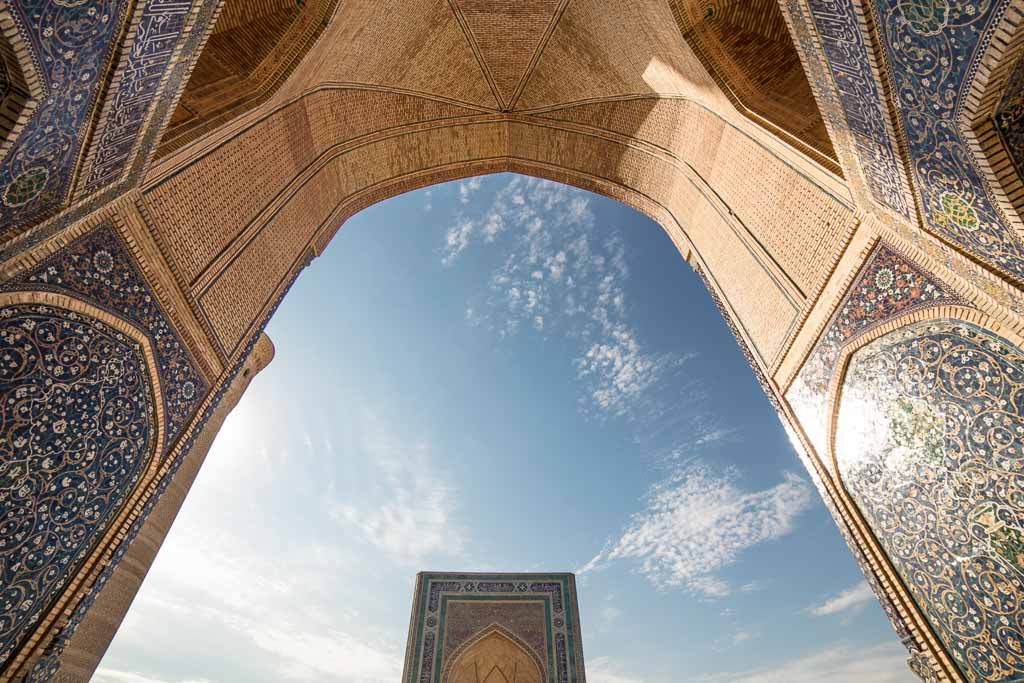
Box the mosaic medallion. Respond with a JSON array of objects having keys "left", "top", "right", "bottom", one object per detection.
[{"left": 2, "top": 167, "right": 49, "bottom": 208}]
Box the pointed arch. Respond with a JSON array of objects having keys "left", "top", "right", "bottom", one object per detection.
[
  {"left": 443, "top": 625, "right": 545, "bottom": 683},
  {"left": 828, "top": 309, "right": 1024, "bottom": 682}
]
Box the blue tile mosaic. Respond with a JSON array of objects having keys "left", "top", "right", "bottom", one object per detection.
[
  {"left": 0, "top": 0, "right": 131, "bottom": 233},
  {"left": 0, "top": 0, "right": 215, "bottom": 245},
  {"left": 3, "top": 225, "right": 207, "bottom": 443},
  {"left": 837, "top": 319, "right": 1024, "bottom": 682},
  {"left": 804, "top": 0, "right": 914, "bottom": 217},
  {"left": 870, "top": 0, "right": 1024, "bottom": 281},
  {"left": 0, "top": 302, "right": 157, "bottom": 668}
]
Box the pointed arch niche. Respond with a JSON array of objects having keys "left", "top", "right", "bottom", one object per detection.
[
  {"left": 155, "top": 0, "right": 338, "bottom": 157},
  {"left": 445, "top": 627, "right": 544, "bottom": 683},
  {"left": 669, "top": 0, "right": 840, "bottom": 174},
  {"left": 833, "top": 315, "right": 1024, "bottom": 683}
]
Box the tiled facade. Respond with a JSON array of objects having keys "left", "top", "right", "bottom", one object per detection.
[
  {"left": 403, "top": 573, "right": 586, "bottom": 683},
  {"left": 0, "top": 1, "right": 1023, "bottom": 681}
]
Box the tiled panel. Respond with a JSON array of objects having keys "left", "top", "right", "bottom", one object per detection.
[
  {"left": 837, "top": 319, "right": 1024, "bottom": 683},
  {"left": 0, "top": 302, "right": 156, "bottom": 669}
]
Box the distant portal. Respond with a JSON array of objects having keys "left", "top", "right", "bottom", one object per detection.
[{"left": 402, "top": 573, "right": 586, "bottom": 683}]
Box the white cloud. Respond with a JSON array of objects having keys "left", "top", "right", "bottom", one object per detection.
[
  {"left": 328, "top": 417, "right": 464, "bottom": 563},
  {"left": 587, "top": 656, "right": 646, "bottom": 683},
  {"left": 732, "top": 629, "right": 758, "bottom": 644},
  {"left": 579, "top": 464, "right": 812, "bottom": 596},
  {"left": 458, "top": 176, "right": 483, "bottom": 204},
  {"left": 248, "top": 623, "right": 402, "bottom": 681},
  {"left": 442, "top": 216, "right": 477, "bottom": 265},
  {"left": 442, "top": 175, "right": 687, "bottom": 420},
  {"left": 695, "top": 641, "right": 916, "bottom": 683},
  {"left": 97, "top": 403, "right": 427, "bottom": 683},
  {"left": 807, "top": 581, "right": 875, "bottom": 617}
]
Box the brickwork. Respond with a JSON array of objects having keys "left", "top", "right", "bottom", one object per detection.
[
  {"left": 157, "top": 0, "right": 338, "bottom": 157},
  {"left": 515, "top": 0, "right": 726, "bottom": 112},
  {"left": 277, "top": 0, "right": 499, "bottom": 109},
  {"left": 199, "top": 163, "right": 340, "bottom": 353},
  {"left": 450, "top": 0, "right": 564, "bottom": 108},
  {"left": 669, "top": 0, "right": 838, "bottom": 171},
  {"left": 147, "top": 111, "right": 308, "bottom": 285}
]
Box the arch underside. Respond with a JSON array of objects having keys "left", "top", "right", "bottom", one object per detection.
[{"left": 142, "top": 87, "right": 853, "bottom": 381}]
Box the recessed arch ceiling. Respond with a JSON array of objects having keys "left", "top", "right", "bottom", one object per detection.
[
  {"left": 668, "top": 0, "right": 838, "bottom": 170},
  {"left": 275, "top": 0, "right": 731, "bottom": 115}
]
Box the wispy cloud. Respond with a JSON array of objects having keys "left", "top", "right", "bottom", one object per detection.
[
  {"left": 106, "top": 525, "right": 404, "bottom": 683},
  {"left": 327, "top": 414, "right": 464, "bottom": 563},
  {"left": 807, "top": 581, "right": 875, "bottom": 617},
  {"left": 695, "top": 641, "right": 916, "bottom": 683},
  {"left": 579, "top": 463, "right": 812, "bottom": 597},
  {"left": 732, "top": 629, "right": 759, "bottom": 645},
  {"left": 96, "top": 402, "right": 414, "bottom": 683},
  {"left": 458, "top": 176, "right": 482, "bottom": 204},
  {"left": 587, "top": 656, "right": 646, "bottom": 683},
  {"left": 442, "top": 175, "right": 690, "bottom": 422}
]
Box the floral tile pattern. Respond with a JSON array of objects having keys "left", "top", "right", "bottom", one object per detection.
[
  {"left": 870, "top": 0, "right": 1024, "bottom": 282},
  {"left": 0, "top": 303, "right": 157, "bottom": 669},
  {"left": 787, "top": 242, "right": 963, "bottom": 455},
  {"left": 799, "top": 0, "right": 1024, "bottom": 283},
  {"left": 405, "top": 573, "right": 585, "bottom": 683},
  {"left": 3, "top": 225, "right": 207, "bottom": 444},
  {"left": 0, "top": 0, "right": 216, "bottom": 244},
  {"left": 0, "top": 0, "right": 130, "bottom": 234},
  {"left": 836, "top": 319, "right": 1024, "bottom": 682}
]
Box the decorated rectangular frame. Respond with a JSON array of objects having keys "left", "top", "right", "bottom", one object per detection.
[{"left": 403, "top": 573, "right": 586, "bottom": 683}]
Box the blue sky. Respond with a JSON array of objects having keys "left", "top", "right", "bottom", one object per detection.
[{"left": 95, "top": 174, "right": 917, "bottom": 683}]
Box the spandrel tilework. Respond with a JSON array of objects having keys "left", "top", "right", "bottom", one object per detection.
[
  {"left": 404, "top": 573, "right": 586, "bottom": 683},
  {"left": 3, "top": 225, "right": 208, "bottom": 444},
  {"left": 787, "top": 242, "right": 963, "bottom": 457},
  {"left": 0, "top": 303, "right": 157, "bottom": 668},
  {"left": 836, "top": 319, "right": 1024, "bottom": 682}
]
